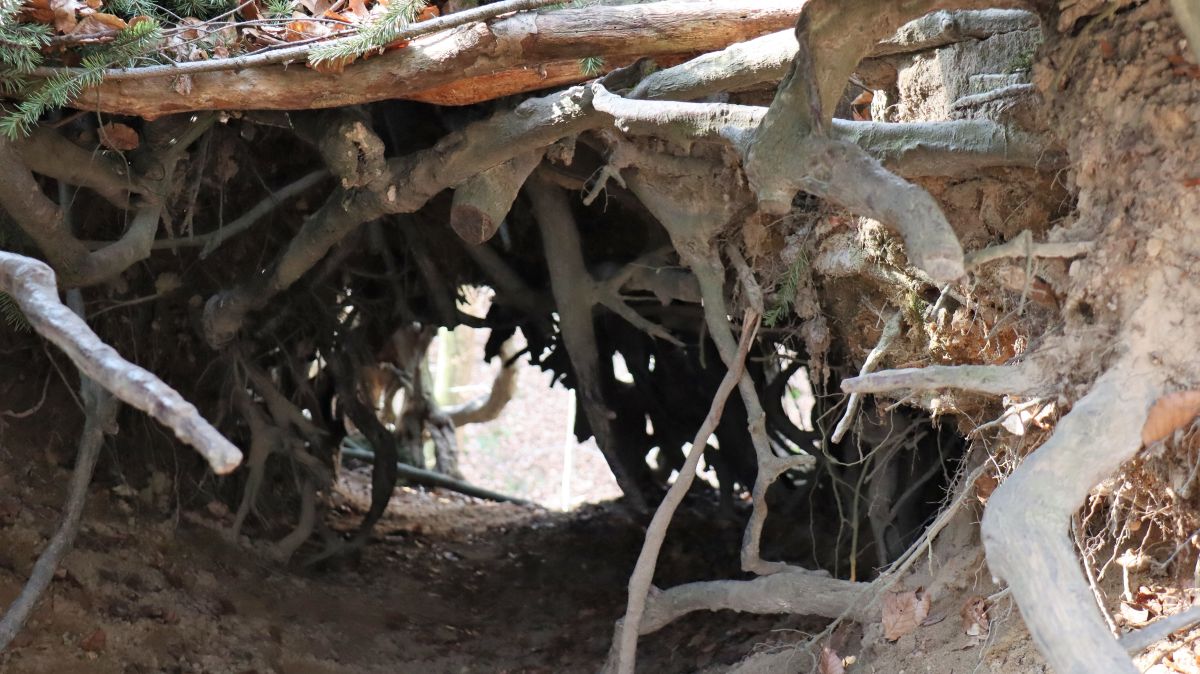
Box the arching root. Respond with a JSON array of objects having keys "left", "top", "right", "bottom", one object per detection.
[{"left": 982, "top": 365, "right": 1160, "bottom": 674}]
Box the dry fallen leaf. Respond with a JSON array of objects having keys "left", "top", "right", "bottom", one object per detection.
[
  {"left": 69, "top": 12, "right": 126, "bottom": 35},
  {"left": 1119, "top": 601, "right": 1151, "bottom": 626},
  {"left": 882, "top": 587, "right": 930, "bottom": 642},
  {"left": 21, "top": 0, "right": 55, "bottom": 23},
  {"left": 1142, "top": 390, "right": 1200, "bottom": 445},
  {"left": 50, "top": 0, "right": 85, "bottom": 33},
  {"left": 961, "top": 595, "right": 990, "bottom": 637},
  {"left": 99, "top": 123, "right": 139, "bottom": 151},
  {"left": 974, "top": 471, "right": 999, "bottom": 504},
  {"left": 818, "top": 645, "right": 845, "bottom": 674},
  {"left": 79, "top": 628, "right": 106, "bottom": 652}
]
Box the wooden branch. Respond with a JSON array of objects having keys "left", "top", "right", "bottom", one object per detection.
[
  {"left": 611, "top": 308, "right": 760, "bottom": 674},
  {"left": 0, "top": 252, "right": 242, "bottom": 473},
  {"left": 450, "top": 151, "right": 543, "bottom": 245},
  {"left": 341, "top": 444, "right": 532, "bottom": 505},
  {"left": 41, "top": 0, "right": 563, "bottom": 82},
  {"left": 66, "top": 1, "right": 804, "bottom": 117}
]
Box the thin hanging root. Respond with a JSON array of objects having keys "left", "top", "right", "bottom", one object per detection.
[
  {"left": 0, "top": 293, "right": 118, "bottom": 652},
  {"left": 271, "top": 476, "right": 317, "bottom": 563},
  {"left": 832, "top": 311, "right": 901, "bottom": 443},
  {"left": 228, "top": 391, "right": 279, "bottom": 541},
  {"left": 841, "top": 362, "right": 1044, "bottom": 396},
  {"left": 982, "top": 366, "right": 1160, "bottom": 674},
  {"left": 741, "top": 453, "right": 815, "bottom": 576},
  {"left": 0, "top": 252, "right": 241, "bottom": 474},
  {"left": 608, "top": 308, "right": 760, "bottom": 674},
  {"left": 700, "top": 247, "right": 815, "bottom": 575}
]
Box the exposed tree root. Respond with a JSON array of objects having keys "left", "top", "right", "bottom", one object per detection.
[
  {"left": 610, "top": 308, "right": 759, "bottom": 674},
  {"left": 637, "top": 570, "right": 871, "bottom": 636},
  {"left": 965, "top": 230, "right": 1094, "bottom": 269},
  {"left": 528, "top": 173, "right": 657, "bottom": 505},
  {"left": 444, "top": 338, "right": 521, "bottom": 426},
  {"left": 841, "top": 362, "right": 1044, "bottom": 396},
  {"left": 149, "top": 170, "right": 329, "bottom": 256},
  {"left": 11, "top": 127, "right": 143, "bottom": 208},
  {"left": 983, "top": 366, "right": 1161, "bottom": 674},
  {"left": 451, "top": 152, "right": 543, "bottom": 245},
  {"left": 0, "top": 252, "right": 241, "bottom": 473},
  {"left": 0, "top": 115, "right": 212, "bottom": 288},
  {"left": 0, "top": 295, "right": 117, "bottom": 652},
  {"left": 1122, "top": 606, "right": 1200, "bottom": 655},
  {"left": 832, "top": 311, "right": 901, "bottom": 444}
]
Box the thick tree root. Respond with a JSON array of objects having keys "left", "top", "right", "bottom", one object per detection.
[
  {"left": 450, "top": 152, "right": 543, "bottom": 244},
  {"left": 983, "top": 366, "right": 1160, "bottom": 674},
  {"left": 638, "top": 570, "right": 871, "bottom": 635},
  {"left": 528, "top": 175, "right": 648, "bottom": 505}
]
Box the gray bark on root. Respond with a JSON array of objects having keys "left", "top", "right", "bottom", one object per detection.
[
  {"left": 983, "top": 367, "right": 1158, "bottom": 674},
  {"left": 0, "top": 295, "right": 117, "bottom": 652},
  {"left": 0, "top": 252, "right": 241, "bottom": 473}
]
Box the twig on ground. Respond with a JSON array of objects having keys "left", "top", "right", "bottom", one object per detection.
[{"left": 340, "top": 443, "right": 533, "bottom": 506}]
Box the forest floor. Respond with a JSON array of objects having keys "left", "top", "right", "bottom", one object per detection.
[
  {"left": 0, "top": 453, "right": 833, "bottom": 674},
  {"left": 0, "top": 447, "right": 1057, "bottom": 674}
]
